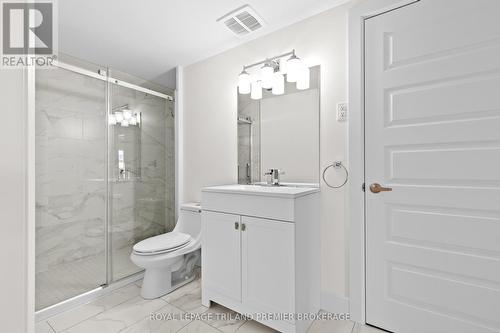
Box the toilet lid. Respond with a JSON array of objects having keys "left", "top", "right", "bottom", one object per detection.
[{"left": 133, "top": 232, "right": 191, "bottom": 254}]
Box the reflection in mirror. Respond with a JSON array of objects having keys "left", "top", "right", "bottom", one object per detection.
[{"left": 238, "top": 65, "right": 320, "bottom": 186}]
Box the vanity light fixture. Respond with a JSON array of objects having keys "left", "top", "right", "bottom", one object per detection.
[
  {"left": 123, "top": 109, "right": 132, "bottom": 120},
  {"left": 237, "top": 49, "right": 310, "bottom": 99},
  {"left": 109, "top": 105, "right": 141, "bottom": 127},
  {"left": 115, "top": 111, "right": 124, "bottom": 122}
]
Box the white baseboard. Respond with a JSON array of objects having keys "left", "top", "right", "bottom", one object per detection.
[{"left": 320, "top": 291, "right": 349, "bottom": 314}]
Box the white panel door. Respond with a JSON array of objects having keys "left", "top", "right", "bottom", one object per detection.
[
  {"left": 202, "top": 211, "right": 241, "bottom": 302},
  {"left": 241, "top": 216, "right": 295, "bottom": 318},
  {"left": 365, "top": 1, "right": 500, "bottom": 332}
]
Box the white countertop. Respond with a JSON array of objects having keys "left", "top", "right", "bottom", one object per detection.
[{"left": 202, "top": 184, "right": 320, "bottom": 198}]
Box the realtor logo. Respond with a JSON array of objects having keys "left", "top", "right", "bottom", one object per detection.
[{"left": 1, "top": 0, "right": 57, "bottom": 67}]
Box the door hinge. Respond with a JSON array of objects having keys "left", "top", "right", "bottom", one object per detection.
[{"left": 362, "top": 183, "right": 366, "bottom": 192}]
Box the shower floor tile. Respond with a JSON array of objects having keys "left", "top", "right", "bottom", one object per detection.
[
  {"left": 36, "top": 246, "right": 139, "bottom": 310},
  {"left": 36, "top": 252, "right": 106, "bottom": 311}
]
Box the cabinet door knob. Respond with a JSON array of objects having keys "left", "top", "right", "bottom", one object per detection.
[
  {"left": 241, "top": 223, "right": 246, "bottom": 231},
  {"left": 235, "top": 222, "right": 239, "bottom": 230}
]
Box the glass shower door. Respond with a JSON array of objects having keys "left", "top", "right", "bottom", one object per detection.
[
  {"left": 35, "top": 67, "right": 107, "bottom": 310},
  {"left": 108, "top": 82, "right": 175, "bottom": 281}
]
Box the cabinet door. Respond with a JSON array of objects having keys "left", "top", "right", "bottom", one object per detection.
[
  {"left": 241, "top": 216, "right": 295, "bottom": 315},
  {"left": 202, "top": 211, "right": 241, "bottom": 302}
]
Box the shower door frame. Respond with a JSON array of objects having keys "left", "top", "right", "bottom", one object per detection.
[{"left": 30, "top": 61, "right": 175, "bottom": 321}]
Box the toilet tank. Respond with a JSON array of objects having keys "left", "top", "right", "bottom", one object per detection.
[{"left": 175, "top": 202, "right": 201, "bottom": 238}]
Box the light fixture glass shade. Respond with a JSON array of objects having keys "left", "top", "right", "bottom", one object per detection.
[
  {"left": 260, "top": 63, "right": 274, "bottom": 89},
  {"left": 278, "top": 59, "right": 287, "bottom": 75},
  {"left": 108, "top": 114, "right": 117, "bottom": 125},
  {"left": 296, "top": 65, "right": 310, "bottom": 90},
  {"left": 123, "top": 110, "right": 132, "bottom": 120},
  {"left": 115, "top": 111, "right": 123, "bottom": 122},
  {"left": 251, "top": 80, "right": 262, "bottom": 100},
  {"left": 272, "top": 72, "right": 284, "bottom": 95},
  {"left": 238, "top": 69, "right": 251, "bottom": 94},
  {"left": 286, "top": 54, "right": 301, "bottom": 82}
]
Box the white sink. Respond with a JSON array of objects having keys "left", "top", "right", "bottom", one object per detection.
[
  {"left": 202, "top": 184, "right": 319, "bottom": 198},
  {"left": 252, "top": 182, "right": 319, "bottom": 188}
]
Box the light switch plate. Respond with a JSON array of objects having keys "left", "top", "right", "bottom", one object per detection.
[{"left": 337, "top": 102, "right": 348, "bottom": 121}]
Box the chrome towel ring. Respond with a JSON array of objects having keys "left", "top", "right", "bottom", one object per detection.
[{"left": 322, "top": 161, "right": 348, "bottom": 189}]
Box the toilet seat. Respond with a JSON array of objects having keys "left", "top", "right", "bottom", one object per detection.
[{"left": 133, "top": 232, "right": 191, "bottom": 256}]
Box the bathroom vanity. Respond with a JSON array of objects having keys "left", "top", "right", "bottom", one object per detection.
[{"left": 201, "top": 184, "right": 320, "bottom": 333}]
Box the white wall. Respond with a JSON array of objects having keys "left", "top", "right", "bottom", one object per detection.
[
  {"left": 0, "top": 69, "right": 32, "bottom": 332},
  {"left": 183, "top": 3, "right": 351, "bottom": 308}
]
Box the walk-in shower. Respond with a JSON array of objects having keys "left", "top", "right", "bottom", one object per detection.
[{"left": 35, "top": 58, "right": 175, "bottom": 311}]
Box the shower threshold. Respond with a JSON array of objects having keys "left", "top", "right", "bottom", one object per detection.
[{"left": 35, "top": 270, "right": 144, "bottom": 322}]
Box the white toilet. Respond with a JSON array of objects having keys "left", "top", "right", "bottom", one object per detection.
[{"left": 130, "top": 202, "right": 202, "bottom": 299}]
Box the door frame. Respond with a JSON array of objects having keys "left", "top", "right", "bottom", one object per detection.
[{"left": 347, "top": 0, "right": 421, "bottom": 323}]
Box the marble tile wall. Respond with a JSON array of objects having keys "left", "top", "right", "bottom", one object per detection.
[{"left": 238, "top": 100, "right": 260, "bottom": 184}]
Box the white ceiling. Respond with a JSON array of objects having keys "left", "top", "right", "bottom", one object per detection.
[{"left": 59, "top": 0, "right": 350, "bottom": 88}]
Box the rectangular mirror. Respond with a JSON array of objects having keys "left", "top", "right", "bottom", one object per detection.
[{"left": 237, "top": 65, "right": 320, "bottom": 186}]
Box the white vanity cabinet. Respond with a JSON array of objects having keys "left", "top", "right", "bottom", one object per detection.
[{"left": 201, "top": 185, "right": 320, "bottom": 333}]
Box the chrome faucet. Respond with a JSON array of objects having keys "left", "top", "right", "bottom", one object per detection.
[{"left": 264, "top": 169, "right": 285, "bottom": 186}]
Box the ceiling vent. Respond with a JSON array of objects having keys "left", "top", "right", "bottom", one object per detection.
[{"left": 217, "top": 5, "right": 265, "bottom": 37}]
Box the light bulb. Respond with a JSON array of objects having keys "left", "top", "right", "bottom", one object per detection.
[
  {"left": 238, "top": 69, "right": 251, "bottom": 94},
  {"left": 296, "top": 65, "right": 310, "bottom": 90},
  {"left": 115, "top": 111, "right": 123, "bottom": 122},
  {"left": 260, "top": 63, "right": 274, "bottom": 89},
  {"left": 286, "top": 54, "right": 301, "bottom": 82},
  {"left": 272, "top": 72, "right": 284, "bottom": 95},
  {"left": 250, "top": 80, "right": 262, "bottom": 100},
  {"left": 123, "top": 109, "right": 132, "bottom": 120},
  {"left": 121, "top": 119, "right": 129, "bottom": 127},
  {"left": 108, "top": 114, "right": 117, "bottom": 125}
]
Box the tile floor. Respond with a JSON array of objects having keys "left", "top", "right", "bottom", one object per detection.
[{"left": 36, "top": 275, "right": 386, "bottom": 333}]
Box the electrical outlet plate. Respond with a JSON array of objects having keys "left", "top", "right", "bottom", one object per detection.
[{"left": 337, "top": 102, "right": 348, "bottom": 121}]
